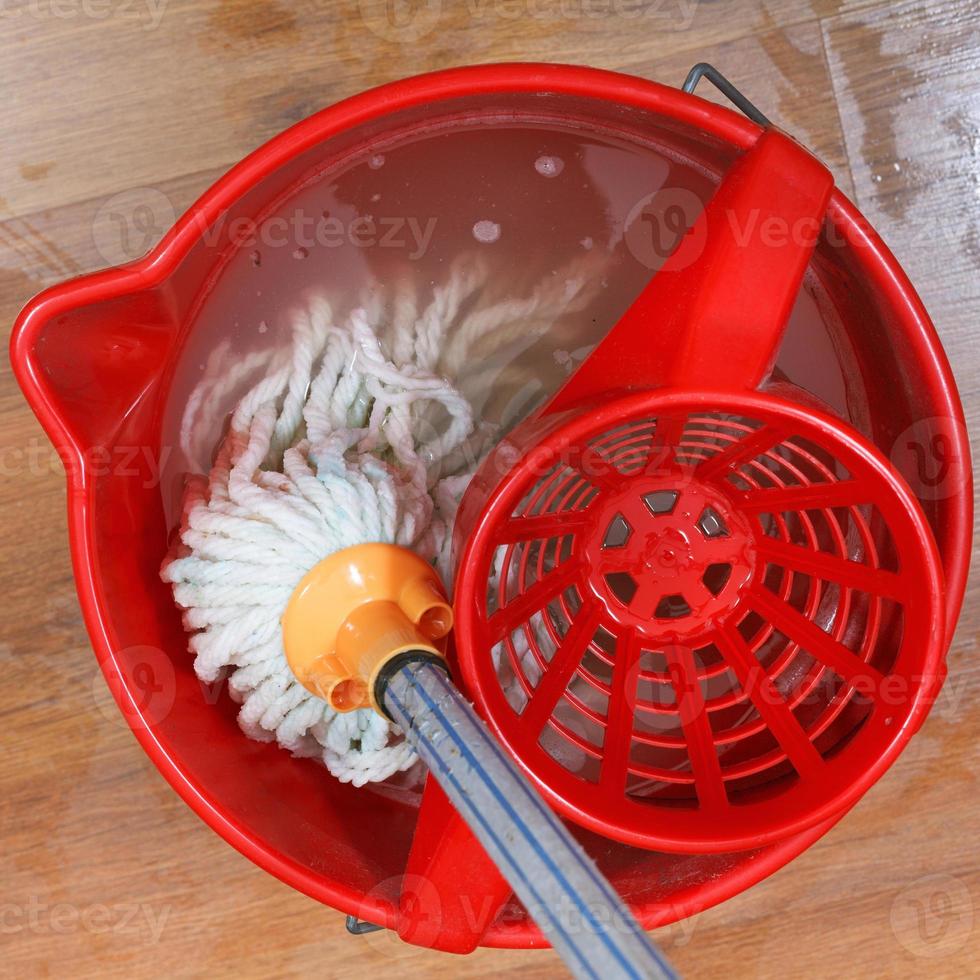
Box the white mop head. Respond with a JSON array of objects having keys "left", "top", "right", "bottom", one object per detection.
[{"left": 161, "top": 258, "right": 600, "bottom": 786}]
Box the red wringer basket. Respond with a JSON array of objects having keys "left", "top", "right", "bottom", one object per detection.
[{"left": 453, "top": 127, "right": 947, "bottom": 854}]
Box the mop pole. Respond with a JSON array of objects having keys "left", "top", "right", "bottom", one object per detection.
[{"left": 381, "top": 657, "right": 678, "bottom": 980}]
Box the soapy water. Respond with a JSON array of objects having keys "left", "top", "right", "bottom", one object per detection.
[
  {"left": 160, "top": 119, "right": 852, "bottom": 522},
  {"left": 535, "top": 154, "right": 565, "bottom": 177},
  {"left": 472, "top": 218, "right": 502, "bottom": 243},
  {"left": 157, "top": 118, "right": 856, "bottom": 798}
]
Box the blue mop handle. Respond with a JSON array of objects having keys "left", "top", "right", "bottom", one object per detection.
[{"left": 382, "top": 659, "right": 678, "bottom": 980}]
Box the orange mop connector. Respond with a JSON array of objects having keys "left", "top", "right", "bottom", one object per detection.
[{"left": 281, "top": 543, "right": 453, "bottom": 714}]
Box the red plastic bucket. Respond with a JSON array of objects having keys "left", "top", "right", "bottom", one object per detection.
[{"left": 10, "top": 63, "right": 971, "bottom": 951}]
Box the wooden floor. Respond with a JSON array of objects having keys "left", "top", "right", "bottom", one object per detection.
[{"left": 2, "top": 1, "right": 977, "bottom": 977}]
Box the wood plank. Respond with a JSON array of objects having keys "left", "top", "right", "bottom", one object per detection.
[
  {"left": 2, "top": 0, "right": 861, "bottom": 220},
  {"left": 2, "top": 2, "right": 977, "bottom": 977}
]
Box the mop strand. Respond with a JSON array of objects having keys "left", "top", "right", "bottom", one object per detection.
[{"left": 161, "top": 257, "right": 602, "bottom": 785}]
